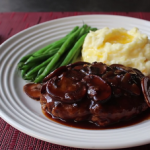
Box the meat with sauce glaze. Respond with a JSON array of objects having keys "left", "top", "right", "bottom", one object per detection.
[{"left": 24, "top": 62, "right": 150, "bottom": 127}]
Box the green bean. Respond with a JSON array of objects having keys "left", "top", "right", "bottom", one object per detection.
[
  {"left": 21, "top": 62, "right": 36, "bottom": 70},
  {"left": 18, "top": 54, "right": 32, "bottom": 69},
  {"left": 34, "top": 27, "right": 82, "bottom": 83},
  {"left": 24, "top": 74, "right": 37, "bottom": 81},
  {"left": 85, "top": 26, "right": 91, "bottom": 33},
  {"left": 77, "top": 26, "right": 87, "bottom": 39},
  {"left": 18, "top": 62, "right": 25, "bottom": 69},
  {"left": 26, "top": 43, "right": 60, "bottom": 63},
  {"left": 39, "top": 47, "right": 59, "bottom": 55},
  {"left": 42, "top": 38, "right": 66, "bottom": 52},
  {"left": 21, "top": 67, "right": 29, "bottom": 78},
  {"left": 19, "top": 54, "right": 32, "bottom": 63},
  {"left": 25, "top": 55, "right": 50, "bottom": 64},
  {"left": 33, "top": 47, "right": 58, "bottom": 56},
  {"left": 25, "top": 56, "right": 54, "bottom": 77},
  {"left": 90, "top": 27, "right": 98, "bottom": 31},
  {"left": 21, "top": 63, "right": 37, "bottom": 78},
  {"left": 31, "top": 44, "right": 52, "bottom": 57},
  {"left": 60, "top": 33, "right": 88, "bottom": 66},
  {"left": 25, "top": 48, "right": 58, "bottom": 64},
  {"left": 71, "top": 48, "right": 81, "bottom": 63},
  {"left": 55, "top": 54, "right": 67, "bottom": 69},
  {"left": 37, "top": 66, "right": 45, "bottom": 76},
  {"left": 66, "top": 26, "right": 79, "bottom": 37}
]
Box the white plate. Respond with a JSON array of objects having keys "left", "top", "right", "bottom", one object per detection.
[{"left": 0, "top": 15, "right": 150, "bottom": 149}]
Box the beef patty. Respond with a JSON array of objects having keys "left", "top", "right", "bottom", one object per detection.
[{"left": 25, "top": 62, "right": 150, "bottom": 127}]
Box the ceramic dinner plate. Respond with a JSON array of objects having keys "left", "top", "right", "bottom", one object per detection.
[{"left": 1, "top": 15, "right": 150, "bottom": 149}]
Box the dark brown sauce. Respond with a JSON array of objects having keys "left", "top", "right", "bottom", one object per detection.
[{"left": 42, "top": 108, "right": 150, "bottom": 130}]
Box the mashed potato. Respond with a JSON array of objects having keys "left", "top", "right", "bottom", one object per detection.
[{"left": 82, "top": 27, "right": 150, "bottom": 76}]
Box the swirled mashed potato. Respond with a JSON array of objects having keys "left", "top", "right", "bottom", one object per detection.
[{"left": 82, "top": 27, "right": 150, "bottom": 76}]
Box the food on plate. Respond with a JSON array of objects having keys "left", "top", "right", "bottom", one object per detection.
[
  {"left": 82, "top": 27, "right": 150, "bottom": 76},
  {"left": 21, "top": 25, "right": 150, "bottom": 128},
  {"left": 24, "top": 83, "right": 42, "bottom": 100},
  {"left": 24, "top": 62, "right": 150, "bottom": 127},
  {"left": 18, "top": 25, "right": 97, "bottom": 83}
]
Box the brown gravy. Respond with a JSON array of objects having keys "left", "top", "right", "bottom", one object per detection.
[{"left": 42, "top": 108, "right": 150, "bottom": 130}]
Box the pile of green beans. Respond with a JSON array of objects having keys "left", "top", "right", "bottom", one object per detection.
[{"left": 18, "top": 24, "right": 97, "bottom": 83}]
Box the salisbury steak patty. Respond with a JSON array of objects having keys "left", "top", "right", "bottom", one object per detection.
[{"left": 34, "top": 62, "right": 150, "bottom": 127}]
